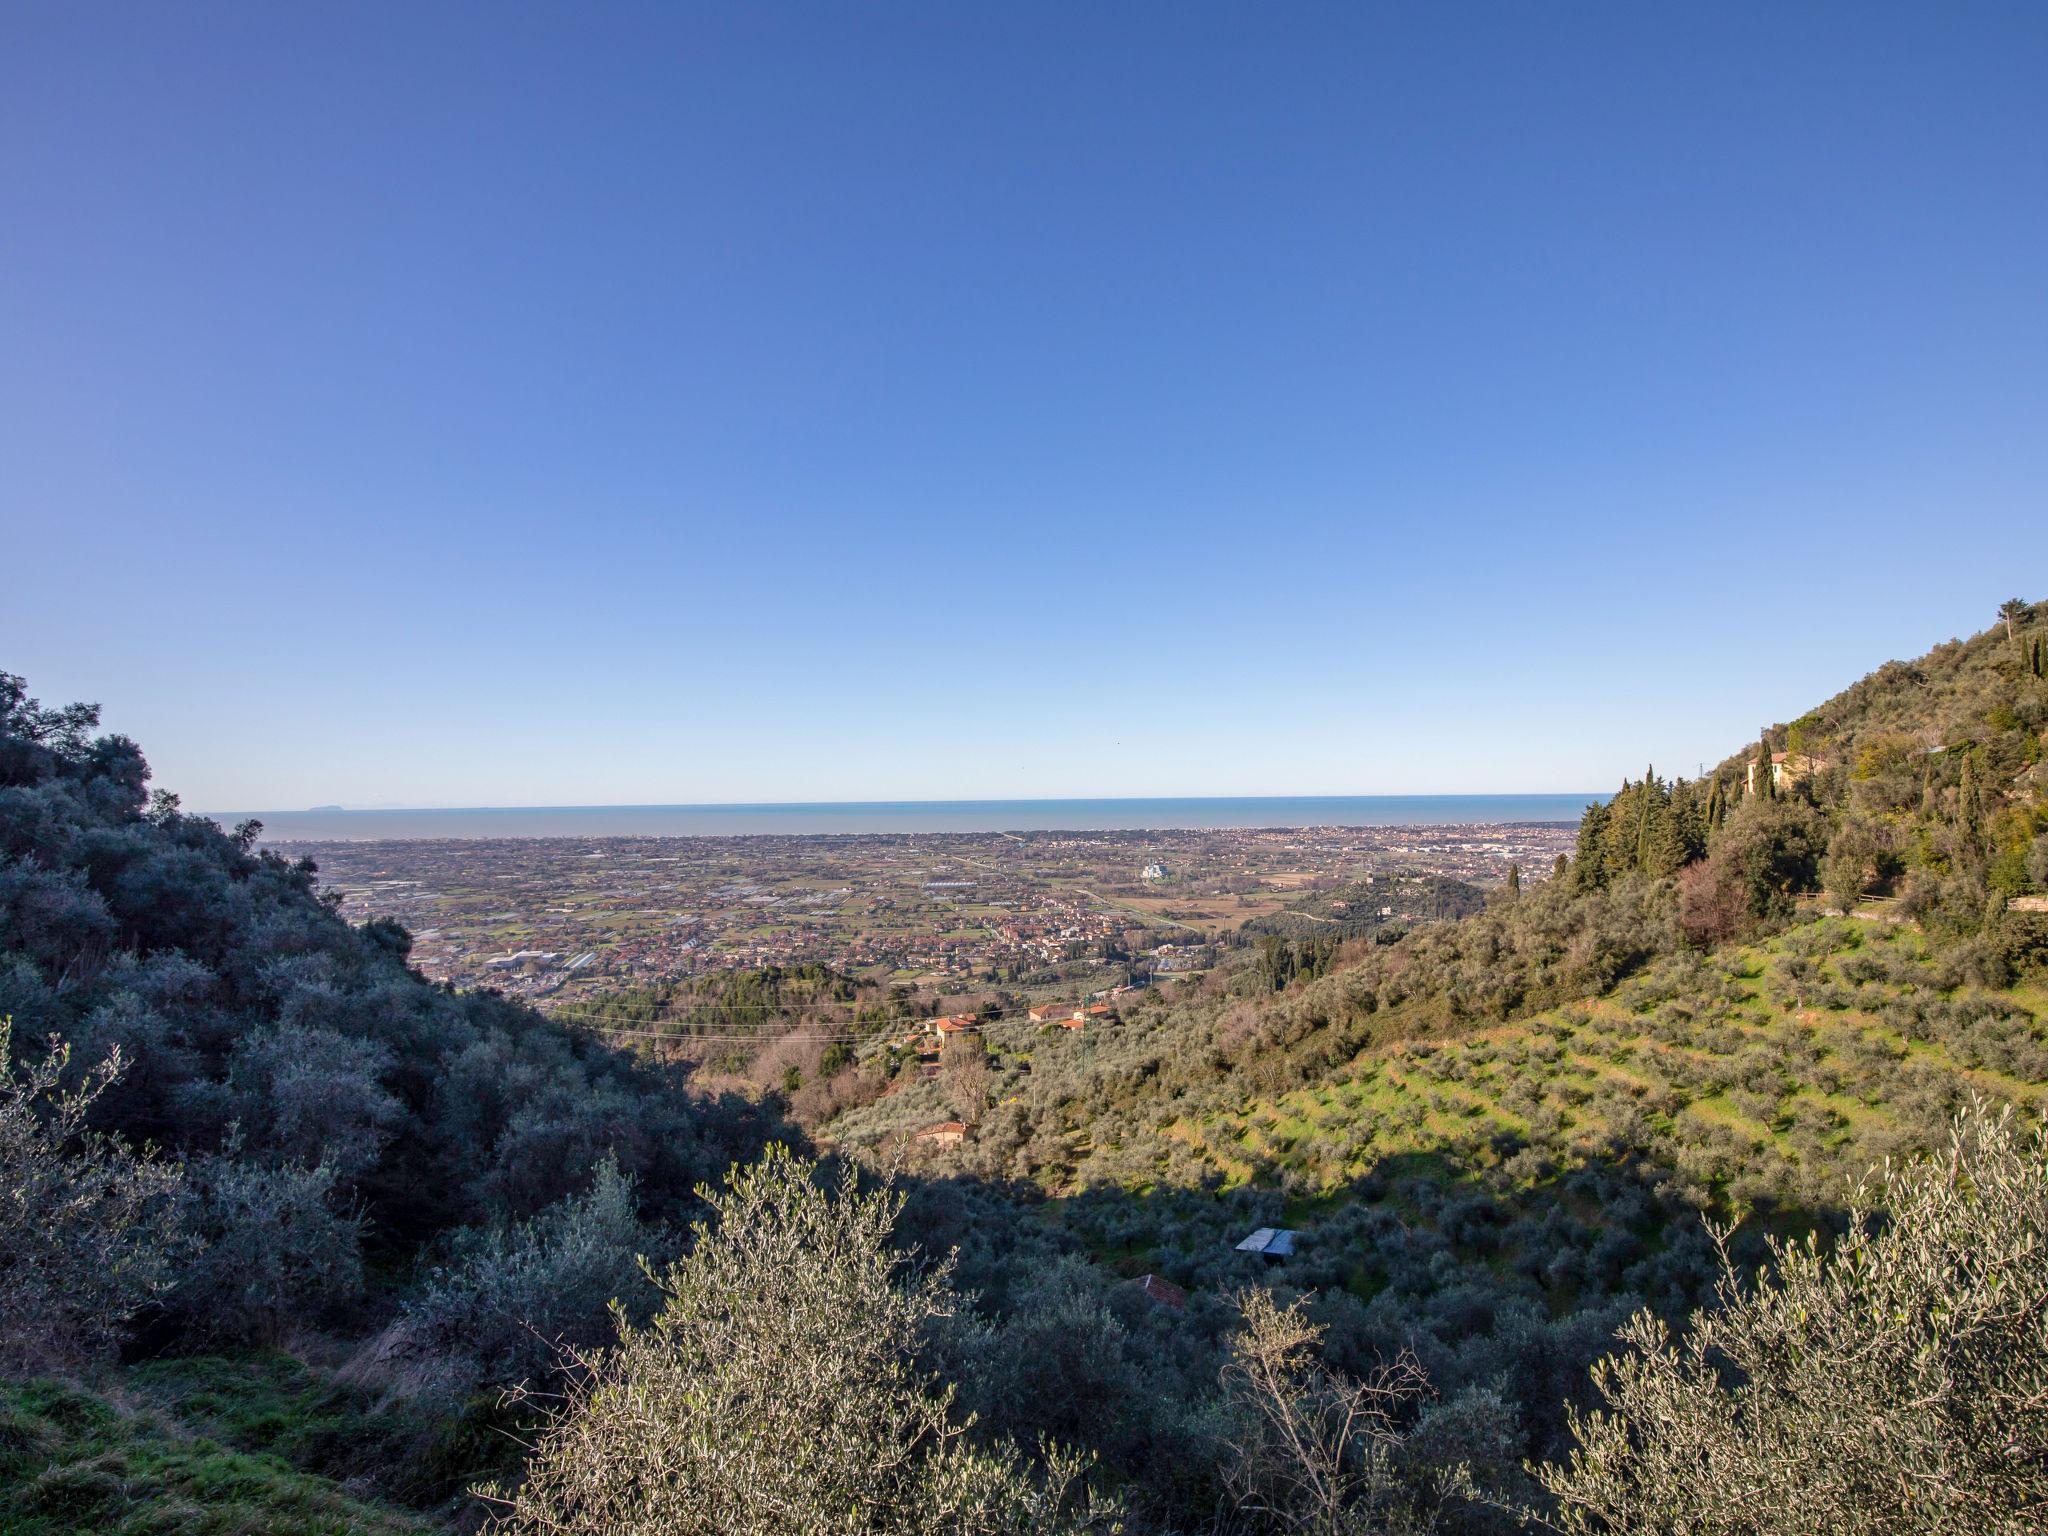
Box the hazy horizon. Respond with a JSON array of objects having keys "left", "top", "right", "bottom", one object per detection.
[
  {"left": 212, "top": 790, "right": 1611, "bottom": 815},
  {"left": 214, "top": 792, "right": 1608, "bottom": 841}
]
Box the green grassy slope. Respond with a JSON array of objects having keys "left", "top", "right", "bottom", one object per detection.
[
  {"left": 0, "top": 1375, "right": 427, "bottom": 1536},
  {"left": 1156, "top": 916, "right": 2043, "bottom": 1209}
]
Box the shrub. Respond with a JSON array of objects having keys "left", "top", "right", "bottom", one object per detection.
[
  {"left": 0, "top": 1020, "right": 186, "bottom": 1367},
  {"left": 223, "top": 1023, "right": 402, "bottom": 1184},
  {"left": 1674, "top": 859, "right": 1745, "bottom": 949},
  {"left": 1220, "top": 1288, "right": 1484, "bottom": 1534},
  {"left": 486, "top": 1145, "right": 1115, "bottom": 1535},
  {"left": 174, "top": 1138, "right": 364, "bottom": 1341},
  {"left": 1540, "top": 1102, "right": 2048, "bottom": 1534},
  {"left": 379, "top": 1152, "right": 667, "bottom": 1401}
]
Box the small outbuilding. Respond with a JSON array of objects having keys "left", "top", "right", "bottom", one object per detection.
[
  {"left": 915, "top": 1121, "right": 967, "bottom": 1148},
  {"left": 1234, "top": 1227, "right": 1298, "bottom": 1262}
]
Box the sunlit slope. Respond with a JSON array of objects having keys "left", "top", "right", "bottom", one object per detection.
[{"left": 1157, "top": 918, "right": 2044, "bottom": 1210}]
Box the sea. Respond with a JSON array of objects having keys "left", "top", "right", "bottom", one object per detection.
[{"left": 213, "top": 794, "right": 1604, "bottom": 842}]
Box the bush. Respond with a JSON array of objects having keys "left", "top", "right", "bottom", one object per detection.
[
  {"left": 1540, "top": 1102, "right": 2048, "bottom": 1534},
  {"left": 174, "top": 1139, "right": 364, "bottom": 1341},
  {"left": 0, "top": 1020, "right": 186, "bottom": 1367},
  {"left": 1220, "top": 1289, "right": 1488, "bottom": 1534},
  {"left": 379, "top": 1153, "right": 668, "bottom": 1401},
  {"left": 1674, "top": 859, "right": 1745, "bottom": 948},
  {"left": 486, "top": 1145, "right": 1116, "bottom": 1535}
]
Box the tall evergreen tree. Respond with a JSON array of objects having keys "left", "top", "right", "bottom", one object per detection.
[
  {"left": 1635, "top": 766, "right": 1657, "bottom": 872},
  {"left": 1958, "top": 750, "right": 1985, "bottom": 862},
  {"left": 1573, "top": 801, "right": 1611, "bottom": 891},
  {"left": 1999, "top": 597, "right": 2026, "bottom": 644}
]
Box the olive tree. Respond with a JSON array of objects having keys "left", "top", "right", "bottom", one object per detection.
[
  {"left": 174, "top": 1136, "right": 364, "bottom": 1341},
  {"left": 1539, "top": 1102, "right": 2048, "bottom": 1534},
  {"left": 0, "top": 1019, "right": 186, "bottom": 1366},
  {"left": 377, "top": 1152, "right": 667, "bottom": 1403},
  {"left": 486, "top": 1144, "right": 1114, "bottom": 1536}
]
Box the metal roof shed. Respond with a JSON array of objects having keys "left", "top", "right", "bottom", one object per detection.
[{"left": 1234, "top": 1227, "right": 1298, "bottom": 1259}]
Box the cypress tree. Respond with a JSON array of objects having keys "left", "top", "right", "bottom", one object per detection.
[
  {"left": 1685, "top": 779, "right": 1709, "bottom": 861},
  {"left": 1959, "top": 750, "right": 1983, "bottom": 850},
  {"left": 1574, "top": 802, "right": 1611, "bottom": 891},
  {"left": 1635, "top": 766, "right": 1656, "bottom": 873}
]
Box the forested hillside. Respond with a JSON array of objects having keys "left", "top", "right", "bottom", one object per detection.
[
  {"left": 5, "top": 601, "right": 2047, "bottom": 1535},
  {"left": 0, "top": 670, "right": 786, "bottom": 1520}
]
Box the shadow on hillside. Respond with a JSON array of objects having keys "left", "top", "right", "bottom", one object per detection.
[{"left": 875, "top": 1135, "right": 1851, "bottom": 1468}]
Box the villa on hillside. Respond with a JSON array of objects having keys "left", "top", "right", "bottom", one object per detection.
[
  {"left": 1748, "top": 751, "right": 1829, "bottom": 796},
  {"left": 914, "top": 1121, "right": 966, "bottom": 1148}
]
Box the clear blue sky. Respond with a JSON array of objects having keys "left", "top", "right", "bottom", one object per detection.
[{"left": 4, "top": 4, "right": 2044, "bottom": 811}]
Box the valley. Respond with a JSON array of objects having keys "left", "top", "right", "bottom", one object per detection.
[{"left": 293, "top": 820, "right": 1579, "bottom": 1004}]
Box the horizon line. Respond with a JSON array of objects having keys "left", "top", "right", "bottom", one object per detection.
[{"left": 202, "top": 790, "right": 1609, "bottom": 817}]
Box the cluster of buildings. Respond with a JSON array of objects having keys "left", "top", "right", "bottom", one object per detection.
[
  {"left": 881, "top": 988, "right": 1137, "bottom": 1087},
  {"left": 293, "top": 820, "right": 1581, "bottom": 1009}
]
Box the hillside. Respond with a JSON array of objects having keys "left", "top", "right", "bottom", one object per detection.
[
  {"left": 808, "top": 600, "right": 2048, "bottom": 1504},
  {"left": 4, "top": 600, "right": 2047, "bottom": 1535},
  {"left": 0, "top": 671, "right": 787, "bottom": 1521}
]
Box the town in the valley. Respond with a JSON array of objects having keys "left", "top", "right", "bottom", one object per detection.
[{"left": 287, "top": 820, "right": 1580, "bottom": 1008}]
